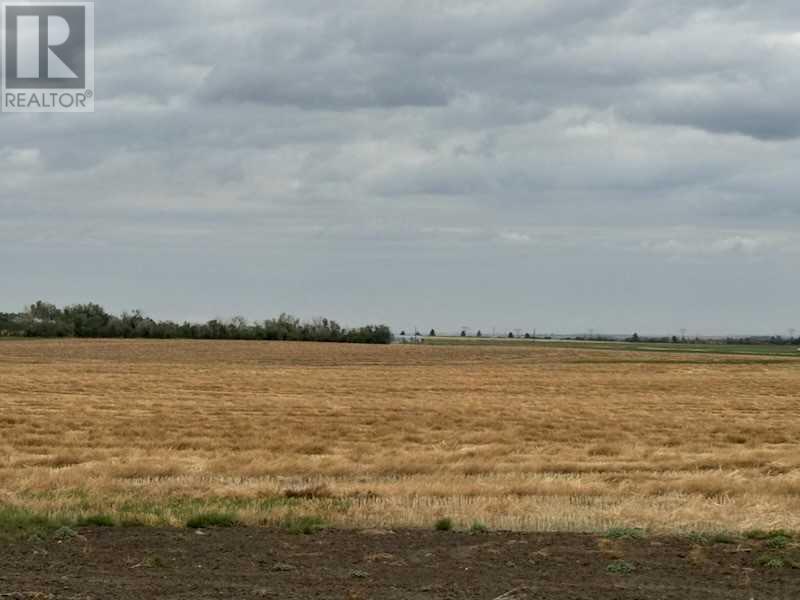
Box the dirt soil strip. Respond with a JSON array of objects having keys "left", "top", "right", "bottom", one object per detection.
[{"left": 0, "top": 529, "right": 797, "bottom": 600}]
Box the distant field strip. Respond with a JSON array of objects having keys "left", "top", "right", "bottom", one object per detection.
[{"left": 1, "top": 339, "right": 799, "bottom": 533}]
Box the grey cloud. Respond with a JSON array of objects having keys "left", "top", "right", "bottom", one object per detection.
[{"left": 4, "top": 1, "right": 800, "bottom": 333}]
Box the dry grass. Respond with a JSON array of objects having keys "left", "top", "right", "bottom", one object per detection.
[{"left": 1, "top": 339, "right": 799, "bottom": 533}]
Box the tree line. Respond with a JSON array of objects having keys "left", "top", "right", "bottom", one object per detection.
[{"left": 0, "top": 301, "right": 393, "bottom": 345}]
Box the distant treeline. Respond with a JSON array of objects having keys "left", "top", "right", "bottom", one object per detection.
[
  {"left": 0, "top": 301, "right": 393, "bottom": 345},
  {"left": 584, "top": 333, "right": 800, "bottom": 346}
]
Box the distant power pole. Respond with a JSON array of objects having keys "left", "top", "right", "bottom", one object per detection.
[
  {"left": 680, "top": 328, "right": 687, "bottom": 341},
  {"left": 790, "top": 328, "right": 796, "bottom": 340}
]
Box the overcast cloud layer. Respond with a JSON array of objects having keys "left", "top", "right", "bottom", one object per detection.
[{"left": 2, "top": 0, "right": 800, "bottom": 335}]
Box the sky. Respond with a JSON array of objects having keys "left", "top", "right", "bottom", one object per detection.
[{"left": 2, "top": 0, "right": 800, "bottom": 336}]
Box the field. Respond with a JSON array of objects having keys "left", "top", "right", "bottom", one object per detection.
[{"left": 2, "top": 338, "right": 800, "bottom": 535}]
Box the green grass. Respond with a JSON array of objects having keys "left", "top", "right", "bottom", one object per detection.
[
  {"left": 77, "top": 514, "right": 115, "bottom": 527},
  {"left": 435, "top": 518, "right": 454, "bottom": 532},
  {"left": 756, "top": 555, "right": 786, "bottom": 569},
  {"left": 686, "top": 531, "right": 739, "bottom": 545},
  {"left": 282, "top": 515, "right": 326, "bottom": 535},
  {"left": 606, "top": 560, "right": 636, "bottom": 574},
  {"left": 0, "top": 505, "right": 72, "bottom": 539},
  {"left": 470, "top": 521, "right": 489, "bottom": 534},
  {"left": 710, "top": 533, "right": 739, "bottom": 545},
  {"left": 139, "top": 555, "right": 167, "bottom": 569},
  {"left": 605, "top": 527, "right": 646, "bottom": 540},
  {"left": 185, "top": 512, "right": 239, "bottom": 529},
  {"left": 745, "top": 529, "right": 794, "bottom": 542},
  {"left": 765, "top": 535, "right": 792, "bottom": 550}
]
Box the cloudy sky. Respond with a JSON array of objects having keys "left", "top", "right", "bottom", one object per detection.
[{"left": 2, "top": 0, "right": 800, "bottom": 335}]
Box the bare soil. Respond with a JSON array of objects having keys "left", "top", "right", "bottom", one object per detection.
[{"left": 1, "top": 528, "right": 798, "bottom": 599}]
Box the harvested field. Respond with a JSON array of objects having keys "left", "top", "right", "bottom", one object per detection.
[{"left": 1, "top": 339, "right": 800, "bottom": 533}]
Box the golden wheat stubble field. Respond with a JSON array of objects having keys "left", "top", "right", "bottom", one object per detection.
[{"left": 1, "top": 339, "right": 799, "bottom": 534}]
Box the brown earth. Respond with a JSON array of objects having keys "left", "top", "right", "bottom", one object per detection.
[{"left": 1, "top": 528, "right": 798, "bottom": 600}]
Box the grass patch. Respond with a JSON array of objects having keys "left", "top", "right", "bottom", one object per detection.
[
  {"left": 282, "top": 515, "right": 326, "bottom": 535},
  {"left": 756, "top": 554, "right": 786, "bottom": 569},
  {"left": 744, "top": 529, "right": 792, "bottom": 541},
  {"left": 52, "top": 525, "right": 78, "bottom": 540},
  {"left": 606, "top": 560, "right": 635, "bottom": 574},
  {"left": 765, "top": 535, "right": 791, "bottom": 550},
  {"left": 139, "top": 555, "right": 167, "bottom": 569},
  {"left": 470, "top": 521, "right": 489, "bottom": 534},
  {"left": 746, "top": 530, "right": 793, "bottom": 546},
  {"left": 77, "top": 514, "right": 115, "bottom": 527},
  {"left": 687, "top": 531, "right": 739, "bottom": 545},
  {"left": 185, "top": 512, "right": 239, "bottom": 529},
  {"left": 605, "top": 527, "right": 646, "bottom": 540},
  {"left": 120, "top": 518, "right": 147, "bottom": 528},
  {"left": 710, "top": 533, "right": 739, "bottom": 545},
  {"left": 686, "top": 532, "right": 709, "bottom": 545},
  {"left": 435, "top": 518, "right": 454, "bottom": 532},
  {"left": 0, "top": 505, "right": 71, "bottom": 539},
  {"left": 283, "top": 484, "right": 334, "bottom": 499}
]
